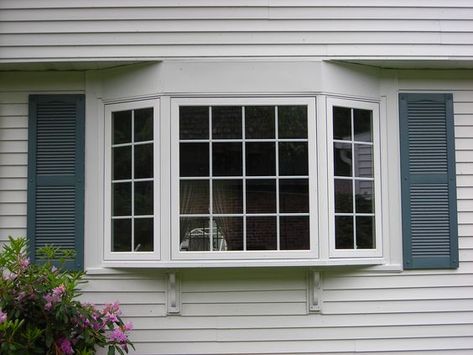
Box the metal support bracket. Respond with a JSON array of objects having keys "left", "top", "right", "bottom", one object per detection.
[
  {"left": 167, "top": 272, "right": 181, "bottom": 315},
  {"left": 307, "top": 270, "right": 322, "bottom": 313}
]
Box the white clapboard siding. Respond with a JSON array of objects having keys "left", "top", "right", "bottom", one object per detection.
[{"left": 2, "top": 1, "right": 473, "bottom": 61}]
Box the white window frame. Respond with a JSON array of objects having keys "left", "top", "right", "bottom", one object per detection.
[
  {"left": 326, "top": 97, "right": 383, "bottom": 258},
  {"left": 170, "top": 97, "right": 318, "bottom": 261},
  {"left": 103, "top": 99, "right": 161, "bottom": 261}
]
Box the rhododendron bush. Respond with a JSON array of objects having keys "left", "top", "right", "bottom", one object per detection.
[{"left": 0, "top": 237, "right": 134, "bottom": 355}]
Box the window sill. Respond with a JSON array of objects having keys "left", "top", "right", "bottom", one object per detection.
[{"left": 87, "top": 258, "right": 391, "bottom": 273}]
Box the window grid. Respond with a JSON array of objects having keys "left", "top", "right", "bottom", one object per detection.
[
  {"left": 333, "top": 107, "right": 375, "bottom": 250},
  {"left": 179, "top": 105, "right": 309, "bottom": 252},
  {"left": 111, "top": 109, "right": 154, "bottom": 252}
]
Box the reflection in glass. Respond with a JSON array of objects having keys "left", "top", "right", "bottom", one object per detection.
[
  {"left": 354, "top": 109, "right": 372, "bottom": 142},
  {"left": 245, "top": 106, "right": 275, "bottom": 139},
  {"left": 134, "top": 108, "right": 153, "bottom": 142},
  {"left": 180, "top": 217, "right": 210, "bottom": 251},
  {"left": 278, "top": 106, "right": 308, "bottom": 138},
  {"left": 246, "top": 142, "right": 275, "bottom": 176},
  {"left": 212, "top": 143, "right": 242, "bottom": 176},
  {"left": 279, "top": 142, "right": 308, "bottom": 176},
  {"left": 112, "top": 219, "right": 131, "bottom": 252},
  {"left": 213, "top": 180, "right": 243, "bottom": 214},
  {"left": 355, "top": 180, "right": 374, "bottom": 213},
  {"left": 333, "top": 106, "right": 351, "bottom": 141},
  {"left": 180, "top": 143, "right": 209, "bottom": 177},
  {"left": 334, "top": 142, "right": 352, "bottom": 177},
  {"left": 112, "top": 110, "right": 132, "bottom": 144},
  {"left": 335, "top": 216, "right": 354, "bottom": 249},
  {"left": 279, "top": 179, "right": 309, "bottom": 213},
  {"left": 134, "top": 143, "right": 153, "bottom": 179},
  {"left": 354, "top": 144, "right": 373, "bottom": 178},
  {"left": 134, "top": 181, "right": 153, "bottom": 216},
  {"left": 334, "top": 179, "right": 353, "bottom": 213},
  {"left": 180, "top": 180, "right": 209, "bottom": 214},
  {"left": 112, "top": 146, "right": 131, "bottom": 180},
  {"left": 179, "top": 106, "right": 209, "bottom": 140},
  {"left": 246, "top": 179, "right": 276, "bottom": 213},
  {"left": 134, "top": 218, "right": 153, "bottom": 251},
  {"left": 212, "top": 106, "right": 242, "bottom": 139},
  {"left": 246, "top": 217, "right": 277, "bottom": 250},
  {"left": 214, "top": 217, "right": 243, "bottom": 251},
  {"left": 356, "top": 216, "right": 375, "bottom": 249},
  {"left": 112, "top": 182, "right": 131, "bottom": 216},
  {"left": 280, "top": 216, "right": 310, "bottom": 250}
]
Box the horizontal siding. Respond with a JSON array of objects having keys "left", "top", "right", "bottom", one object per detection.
[{"left": 2, "top": 2, "right": 473, "bottom": 62}]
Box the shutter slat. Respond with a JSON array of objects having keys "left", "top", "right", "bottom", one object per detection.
[
  {"left": 28, "top": 95, "right": 84, "bottom": 270},
  {"left": 399, "top": 93, "right": 458, "bottom": 269}
]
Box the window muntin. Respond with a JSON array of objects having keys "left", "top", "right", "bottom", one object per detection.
[
  {"left": 327, "top": 98, "right": 382, "bottom": 258},
  {"left": 173, "top": 98, "right": 317, "bottom": 259},
  {"left": 104, "top": 100, "right": 160, "bottom": 261}
]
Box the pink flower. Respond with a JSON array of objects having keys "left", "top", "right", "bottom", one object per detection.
[
  {"left": 18, "top": 256, "right": 30, "bottom": 270},
  {"left": 124, "top": 321, "right": 133, "bottom": 331},
  {"left": 57, "top": 337, "right": 74, "bottom": 355},
  {"left": 108, "top": 327, "right": 128, "bottom": 343},
  {"left": 0, "top": 310, "right": 7, "bottom": 324},
  {"left": 43, "top": 284, "right": 66, "bottom": 311}
]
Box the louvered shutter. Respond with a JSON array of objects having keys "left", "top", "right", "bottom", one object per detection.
[
  {"left": 27, "top": 95, "right": 85, "bottom": 270},
  {"left": 399, "top": 93, "right": 458, "bottom": 269}
]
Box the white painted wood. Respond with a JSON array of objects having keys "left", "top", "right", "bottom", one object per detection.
[{"left": 2, "top": 2, "right": 473, "bottom": 63}]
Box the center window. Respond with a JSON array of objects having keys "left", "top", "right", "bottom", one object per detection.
[{"left": 174, "top": 98, "right": 316, "bottom": 257}]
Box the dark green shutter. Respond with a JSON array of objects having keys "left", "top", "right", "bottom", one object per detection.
[
  {"left": 27, "top": 95, "right": 85, "bottom": 270},
  {"left": 399, "top": 93, "right": 458, "bottom": 269}
]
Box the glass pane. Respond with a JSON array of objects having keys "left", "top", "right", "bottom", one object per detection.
[
  {"left": 279, "top": 179, "right": 309, "bottom": 213},
  {"left": 112, "top": 182, "right": 131, "bottom": 216},
  {"left": 246, "top": 179, "right": 276, "bottom": 213},
  {"left": 212, "top": 106, "right": 242, "bottom": 139},
  {"left": 280, "top": 216, "right": 309, "bottom": 250},
  {"left": 180, "top": 180, "right": 209, "bottom": 214},
  {"left": 246, "top": 217, "right": 277, "bottom": 250},
  {"left": 213, "top": 217, "right": 243, "bottom": 251},
  {"left": 246, "top": 142, "right": 275, "bottom": 176},
  {"left": 278, "top": 106, "right": 307, "bottom": 138},
  {"left": 180, "top": 217, "right": 210, "bottom": 251},
  {"left": 179, "top": 106, "right": 209, "bottom": 140},
  {"left": 334, "top": 142, "right": 352, "bottom": 177},
  {"left": 213, "top": 180, "right": 243, "bottom": 214},
  {"left": 134, "top": 108, "right": 153, "bottom": 142},
  {"left": 245, "top": 106, "right": 275, "bottom": 139},
  {"left": 333, "top": 106, "right": 351, "bottom": 141},
  {"left": 134, "top": 181, "right": 153, "bottom": 216},
  {"left": 180, "top": 143, "right": 209, "bottom": 177},
  {"left": 279, "top": 142, "right": 308, "bottom": 176},
  {"left": 354, "top": 109, "right": 372, "bottom": 142},
  {"left": 335, "top": 179, "right": 353, "bottom": 213},
  {"left": 134, "top": 143, "right": 153, "bottom": 179},
  {"left": 355, "top": 180, "right": 374, "bottom": 213},
  {"left": 212, "top": 143, "right": 242, "bottom": 176},
  {"left": 112, "top": 146, "right": 131, "bottom": 180},
  {"left": 335, "top": 216, "right": 354, "bottom": 249},
  {"left": 112, "top": 110, "right": 132, "bottom": 144},
  {"left": 356, "top": 216, "right": 375, "bottom": 249},
  {"left": 354, "top": 144, "right": 373, "bottom": 178},
  {"left": 134, "top": 218, "right": 153, "bottom": 251},
  {"left": 112, "top": 218, "right": 131, "bottom": 252}
]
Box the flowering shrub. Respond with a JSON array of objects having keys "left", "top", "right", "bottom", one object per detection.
[{"left": 0, "top": 237, "right": 134, "bottom": 354}]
